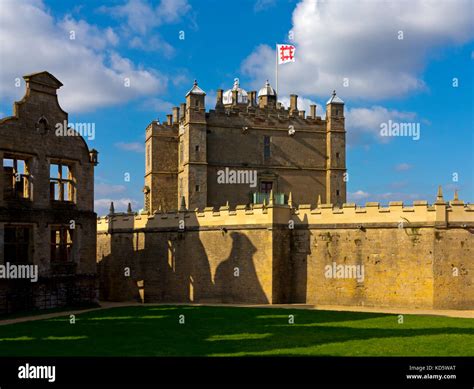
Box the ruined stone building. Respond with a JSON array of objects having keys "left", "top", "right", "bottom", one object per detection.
[
  {"left": 0, "top": 72, "right": 98, "bottom": 313},
  {"left": 144, "top": 78, "right": 346, "bottom": 212}
]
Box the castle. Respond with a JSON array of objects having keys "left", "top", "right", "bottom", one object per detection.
[
  {"left": 97, "top": 78, "right": 474, "bottom": 310},
  {"left": 0, "top": 73, "right": 471, "bottom": 313},
  {"left": 144, "top": 78, "right": 346, "bottom": 212}
]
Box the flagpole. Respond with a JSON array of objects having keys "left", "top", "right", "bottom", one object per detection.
[{"left": 275, "top": 44, "right": 278, "bottom": 98}]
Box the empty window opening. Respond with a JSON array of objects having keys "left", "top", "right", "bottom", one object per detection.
[
  {"left": 3, "top": 157, "right": 30, "bottom": 200},
  {"left": 4, "top": 226, "right": 32, "bottom": 264},
  {"left": 50, "top": 163, "right": 75, "bottom": 202},
  {"left": 50, "top": 227, "right": 73, "bottom": 262}
]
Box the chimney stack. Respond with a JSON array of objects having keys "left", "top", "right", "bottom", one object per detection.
[
  {"left": 172, "top": 107, "right": 180, "bottom": 124},
  {"left": 216, "top": 89, "right": 224, "bottom": 108},
  {"left": 290, "top": 94, "right": 298, "bottom": 114},
  {"left": 180, "top": 103, "right": 186, "bottom": 120},
  {"left": 310, "top": 104, "right": 317, "bottom": 118},
  {"left": 248, "top": 91, "right": 256, "bottom": 107},
  {"left": 166, "top": 114, "right": 172, "bottom": 125},
  {"left": 232, "top": 90, "right": 238, "bottom": 106}
]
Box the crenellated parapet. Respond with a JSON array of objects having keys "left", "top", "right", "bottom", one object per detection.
[{"left": 98, "top": 188, "right": 473, "bottom": 233}]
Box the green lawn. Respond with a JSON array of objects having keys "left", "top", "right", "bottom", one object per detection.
[{"left": 0, "top": 305, "right": 473, "bottom": 356}]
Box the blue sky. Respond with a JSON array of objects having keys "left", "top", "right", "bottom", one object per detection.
[{"left": 0, "top": 0, "right": 472, "bottom": 214}]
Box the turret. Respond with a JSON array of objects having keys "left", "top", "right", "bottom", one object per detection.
[{"left": 325, "top": 90, "right": 346, "bottom": 206}]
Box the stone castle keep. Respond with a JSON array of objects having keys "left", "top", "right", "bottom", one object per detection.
[
  {"left": 144, "top": 78, "right": 346, "bottom": 212},
  {"left": 97, "top": 79, "right": 474, "bottom": 310}
]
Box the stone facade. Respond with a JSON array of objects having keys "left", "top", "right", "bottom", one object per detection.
[
  {"left": 144, "top": 79, "right": 346, "bottom": 212},
  {"left": 0, "top": 72, "right": 98, "bottom": 313},
  {"left": 97, "top": 191, "right": 474, "bottom": 310}
]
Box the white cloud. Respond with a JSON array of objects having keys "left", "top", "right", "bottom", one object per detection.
[
  {"left": 279, "top": 95, "right": 325, "bottom": 117},
  {"left": 395, "top": 163, "right": 412, "bottom": 171},
  {"left": 242, "top": 0, "right": 474, "bottom": 100},
  {"left": 348, "top": 190, "right": 426, "bottom": 204},
  {"left": 95, "top": 183, "right": 127, "bottom": 196},
  {"left": 102, "top": 0, "right": 191, "bottom": 35},
  {"left": 348, "top": 190, "right": 370, "bottom": 201},
  {"left": 129, "top": 36, "right": 175, "bottom": 57},
  {"left": 0, "top": 0, "right": 168, "bottom": 113},
  {"left": 115, "top": 142, "right": 145, "bottom": 153},
  {"left": 142, "top": 98, "right": 175, "bottom": 115},
  {"left": 345, "top": 106, "right": 417, "bottom": 144}
]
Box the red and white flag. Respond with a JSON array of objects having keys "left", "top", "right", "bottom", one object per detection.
[{"left": 277, "top": 44, "right": 296, "bottom": 64}]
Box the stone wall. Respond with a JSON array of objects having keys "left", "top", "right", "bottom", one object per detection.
[{"left": 97, "top": 195, "right": 474, "bottom": 310}]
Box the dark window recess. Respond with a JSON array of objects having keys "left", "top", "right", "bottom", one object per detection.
[
  {"left": 3, "top": 157, "right": 30, "bottom": 200},
  {"left": 336, "top": 152, "right": 340, "bottom": 159},
  {"left": 179, "top": 142, "right": 184, "bottom": 163},
  {"left": 195, "top": 185, "right": 200, "bottom": 192},
  {"left": 50, "top": 163, "right": 74, "bottom": 202},
  {"left": 263, "top": 136, "right": 271, "bottom": 159},
  {"left": 260, "top": 181, "right": 273, "bottom": 193},
  {"left": 336, "top": 190, "right": 340, "bottom": 196},
  {"left": 4, "top": 226, "right": 31, "bottom": 264},
  {"left": 50, "top": 227, "right": 73, "bottom": 262},
  {"left": 195, "top": 145, "right": 200, "bottom": 152},
  {"left": 146, "top": 144, "right": 151, "bottom": 168}
]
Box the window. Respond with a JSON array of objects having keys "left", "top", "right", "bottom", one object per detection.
[
  {"left": 336, "top": 152, "right": 340, "bottom": 159},
  {"left": 336, "top": 190, "right": 340, "bottom": 196},
  {"left": 50, "top": 163, "right": 74, "bottom": 202},
  {"left": 195, "top": 145, "right": 200, "bottom": 152},
  {"left": 4, "top": 226, "right": 32, "bottom": 264},
  {"left": 50, "top": 227, "right": 73, "bottom": 262},
  {"left": 260, "top": 181, "right": 273, "bottom": 193},
  {"left": 195, "top": 185, "right": 200, "bottom": 192},
  {"left": 263, "top": 136, "right": 271, "bottom": 159},
  {"left": 146, "top": 144, "right": 150, "bottom": 168},
  {"left": 179, "top": 178, "right": 183, "bottom": 199},
  {"left": 336, "top": 109, "right": 340, "bottom": 116},
  {"left": 3, "top": 157, "right": 30, "bottom": 200}
]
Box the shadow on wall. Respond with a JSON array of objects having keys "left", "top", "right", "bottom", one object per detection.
[{"left": 98, "top": 212, "right": 269, "bottom": 304}]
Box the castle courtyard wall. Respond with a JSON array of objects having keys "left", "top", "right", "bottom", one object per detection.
[{"left": 97, "top": 200, "right": 473, "bottom": 310}]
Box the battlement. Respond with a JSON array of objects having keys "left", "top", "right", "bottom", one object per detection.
[{"left": 97, "top": 192, "right": 474, "bottom": 233}]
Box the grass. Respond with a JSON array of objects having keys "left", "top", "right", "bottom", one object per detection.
[{"left": 0, "top": 305, "right": 473, "bottom": 356}]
